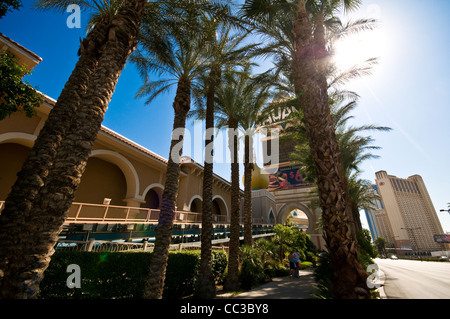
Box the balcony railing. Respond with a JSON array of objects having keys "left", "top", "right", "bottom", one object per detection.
[{"left": 0, "top": 201, "right": 269, "bottom": 225}]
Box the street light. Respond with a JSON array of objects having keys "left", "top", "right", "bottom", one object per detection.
[{"left": 440, "top": 209, "right": 450, "bottom": 214}]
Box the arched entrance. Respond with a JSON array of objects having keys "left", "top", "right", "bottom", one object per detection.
[
  {"left": 89, "top": 149, "right": 139, "bottom": 201},
  {"left": 286, "top": 209, "right": 309, "bottom": 231},
  {"left": 277, "top": 202, "right": 315, "bottom": 234},
  {"left": 74, "top": 157, "right": 127, "bottom": 206},
  {"left": 189, "top": 196, "right": 202, "bottom": 213},
  {"left": 212, "top": 195, "right": 228, "bottom": 222},
  {"left": 142, "top": 183, "right": 164, "bottom": 209},
  {"left": 268, "top": 208, "right": 276, "bottom": 225},
  {"left": 145, "top": 189, "right": 160, "bottom": 209}
]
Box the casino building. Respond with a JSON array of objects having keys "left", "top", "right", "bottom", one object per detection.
[
  {"left": 369, "top": 170, "right": 449, "bottom": 255},
  {"left": 0, "top": 32, "right": 326, "bottom": 250}
]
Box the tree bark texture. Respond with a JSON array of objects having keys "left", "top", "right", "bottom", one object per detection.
[
  {"left": 0, "top": 0, "right": 146, "bottom": 299},
  {"left": 144, "top": 76, "right": 191, "bottom": 299},
  {"left": 291, "top": 2, "right": 369, "bottom": 299},
  {"left": 195, "top": 66, "right": 220, "bottom": 299},
  {"left": 223, "top": 118, "right": 241, "bottom": 292},
  {"left": 243, "top": 134, "right": 253, "bottom": 247}
]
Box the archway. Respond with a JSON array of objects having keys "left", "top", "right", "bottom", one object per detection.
[
  {"left": 278, "top": 202, "right": 315, "bottom": 234},
  {"left": 212, "top": 195, "right": 228, "bottom": 222},
  {"left": 89, "top": 149, "right": 139, "bottom": 201},
  {"left": 145, "top": 189, "right": 160, "bottom": 209},
  {"left": 268, "top": 208, "right": 276, "bottom": 225},
  {"left": 142, "top": 183, "right": 164, "bottom": 209},
  {"left": 0, "top": 132, "right": 36, "bottom": 148},
  {"left": 74, "top": 157, "right": 127, "bottom": 206},
  {"left": 189, "top": 196, "right": 202, "bottom": 213}
]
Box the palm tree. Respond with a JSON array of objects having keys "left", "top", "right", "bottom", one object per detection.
[
  {"left": 213, "top": 65, "right": 252, "bottom": 291},
  {"left": 132, "top": 5, "right": 218, "bottom": 298},
  {"left": 238, "top": 75, "right": 271, "bottom": 247},
  {"left": 190, "top": 18, "right": 257, "bottom": 298},
  {"left": 332, "top": 99, "right": 391, "bottom": 234},
  {"left": 374, "top": 237, "right": 388, "bottom": 257},
  {"left": 0, "top": 0, "right": 147, "bottom": 299},
  {"left": 242, "top": 0, "right": 377, "bottom": 298}
]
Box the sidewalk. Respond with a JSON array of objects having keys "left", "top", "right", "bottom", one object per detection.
[
  {"left": 219, "top": 269, "right": 317, "bottom": 299},
  {"left": 216, "top": 268, "right": 387, "bottom": 299}
]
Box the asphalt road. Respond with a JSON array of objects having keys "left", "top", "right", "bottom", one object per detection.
[{"left": 376, "top": 258, "right": 450, "bottom": 299}]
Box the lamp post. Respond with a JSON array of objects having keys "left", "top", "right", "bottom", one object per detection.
[{"left": 440, "top": 209, "right": 450, "bottom": 214}]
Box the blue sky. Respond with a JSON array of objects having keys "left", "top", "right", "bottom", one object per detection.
[{"left": 1, "top": 0, "right": 449, "bottom": 233}]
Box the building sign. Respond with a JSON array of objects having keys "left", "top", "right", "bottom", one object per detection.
[
  {"left": 267, "top": 165, "right": 313, "bottom": 190},
  {"left": 434, "top": 234, "right": 450, "bottom": 243}
]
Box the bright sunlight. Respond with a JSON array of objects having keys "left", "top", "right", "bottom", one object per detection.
[{"left": 332, "top": 27, "right": 387, "bottom": 72}]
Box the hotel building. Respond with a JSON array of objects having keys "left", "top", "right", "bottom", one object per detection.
[
  {"left": 374, "top": 170, "right": 447, "bottom": 255},
  {"left": 0, "top": 32, "right": 329, "bottom": 249}
]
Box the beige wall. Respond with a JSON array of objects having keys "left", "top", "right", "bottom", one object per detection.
[
  {"left": 0, "top": 143, "right": 30, "bottom": 199},
  {"left": 74, "top": 157, "right": 127, "bottom": 206},
  {"left": 0, "top": 103, "right": 238, "bottom": 222}
]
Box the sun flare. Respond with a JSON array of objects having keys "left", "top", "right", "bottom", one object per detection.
[{"left": 332, "top": 29, "right": 386, "bottom": 71}]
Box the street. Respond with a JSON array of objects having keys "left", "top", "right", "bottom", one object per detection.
[{"left": 376, "top": 258, "right": 450, "bottom": 299}]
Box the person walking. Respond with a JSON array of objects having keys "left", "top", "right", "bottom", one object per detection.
[
  {"left": 288, "top": 249, "right": 300, "bottom": 278},
  {"left": 293, "top": 249, "right": 300, "bottom": 278},
  {"left": 288, "top": 250, "right": 295, "bottom": 278}
]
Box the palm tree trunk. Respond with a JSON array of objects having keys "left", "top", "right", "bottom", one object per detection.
[
  {"left": 291, "top": 2, "right": 369, "bottom": 299},
  {"left": 351, "top": 201, "right": 363, "bottom": 234},
  {"left": 195, "top": 66, "right": 220, "bottom": 299},
  {"left": 243, "top": 134, "right": 253, "bottom": 247},
  {"left": 0, "top": 20, "right": 106, "bottom": 298},
  {"left": 144, "top": 75, "right": 191, "bottom": 299},
  {"left": 0, "top": 0, "right": 146, "bottom": 299},
  {"left": 223, "top": 118, "right": 241, "bottom": 291},
  {"left": 0, "top": 8, "right": 110, "bottom": 227}
]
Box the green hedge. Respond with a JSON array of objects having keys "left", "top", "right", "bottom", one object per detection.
[{"left": 39, "top": 250, "right": 227, "bottom": 299}]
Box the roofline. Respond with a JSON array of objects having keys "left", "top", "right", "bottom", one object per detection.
[
  {"left": 0, "top": 32, "right": 42, "bottom": 63},
  {"left": 41, "top": 95, "right": 236, "bottom": 190},
  {"left": 181, "top": 156, "right": 243, "bottom": 193},
  {"left": 41, "top": 93, "right": 168, "bottom": 165}
]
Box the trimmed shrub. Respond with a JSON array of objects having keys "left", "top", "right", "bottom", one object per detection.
[{"left": 39, "top": 249, "right": 227, "bottom": 299}]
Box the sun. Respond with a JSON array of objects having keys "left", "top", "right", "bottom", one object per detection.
[{"left": 332, "top": 28, "right": 386, "bottom": 72}]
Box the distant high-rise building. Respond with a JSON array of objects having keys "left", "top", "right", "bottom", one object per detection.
[
  {"left": 374, "top": 170, "right": 446, "bottom": 255},
  {"left": 364, "top": 185, "right": 395, "bottom": 247}
]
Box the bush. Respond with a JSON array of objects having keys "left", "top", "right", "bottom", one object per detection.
[
  {"left": 239, "top": 245, "right": 269, "bottom": 290},
  {"left": 211, "top": 250, "right": 228, "bottom": 285},
  {"left": 39, "top": 249, "right": 227, "bottom": 299},
  {"left": 312, "top": 251, "right": 334, "bottom": 299}
]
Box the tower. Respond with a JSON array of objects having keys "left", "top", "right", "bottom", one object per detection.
[{"left": 375, "top": 170, "right": 446, "bottom": 255}]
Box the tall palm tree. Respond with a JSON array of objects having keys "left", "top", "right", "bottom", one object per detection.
[
  {"left": 212, "top": 64, "right": 268, "bottom": 290},
  {"left": 212, "top": 66, "right": 248, "bottom": 291},
  {"left": 242, "top": 0, "right": 376, "bottom": 298},
  {"left": 132, "top": 5, "right": 217, "bottom": 298},
  {"left": 0, "top": 0, "right": 147, "bottom": 299},
  {"left": 190, "top": 19, "right": 257, "bottom": 298},
  {"left": 238, "top": 75, "right": 271, "bottom": 247}
]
